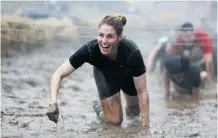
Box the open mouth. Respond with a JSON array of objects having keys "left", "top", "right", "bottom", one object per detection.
[{"left": 101, "top": 45, "right": 110, "bottom": 49}]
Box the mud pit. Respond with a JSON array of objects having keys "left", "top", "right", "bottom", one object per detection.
[{"left": 1, "top": 30, "right": 217, "bottom": 138}]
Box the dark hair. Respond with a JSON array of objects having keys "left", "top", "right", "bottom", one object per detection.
[
  {"left": 98, "top": 15, "right": 127, "bottom": 36},
  {"left": 180, "top": 22, "right": 194, "bottom": 32}
]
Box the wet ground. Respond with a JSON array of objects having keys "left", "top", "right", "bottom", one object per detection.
[
  {"left": 1, "top": 1, "right": 218, "bottom": 134},
  {"left": 1, "top": 28, "right": 217, "bottom": 137}
]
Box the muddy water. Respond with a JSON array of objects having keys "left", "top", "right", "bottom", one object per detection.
[{"left": 1, "top": 30, "right": 217, "bottom": 138}]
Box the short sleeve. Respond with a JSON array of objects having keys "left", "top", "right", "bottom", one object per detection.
[
  {"left": 69, "top": 44, "right": 90, "bottom": 69},
  {"left": 197, "top": 32, "right": 213, "bottom": 54},
  {"left": 127, "top": 49, "right": 146, "bottom": 77}
]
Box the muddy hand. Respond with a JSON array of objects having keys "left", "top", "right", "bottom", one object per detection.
[
  {"left": 141, "top": 115, "right": 150, "bottom": 128},
  {"left": 46, "top": 103, "right": 59, "bottom": 124}
]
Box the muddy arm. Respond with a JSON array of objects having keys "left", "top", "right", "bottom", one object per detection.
[
  {"left": 147, "top": 44, "right": 160, "bottom": 72},
  {"left": 192, "top": 87, "right": 200, "bottom": 98},
  {"left": 164, "top": 70, "right": 170, "bottom": 98},
  {"left": 49, "top": 60, "right": 75, "bottom": 104},
  {"left": 133, "top": 72, "right": 149, "bottom": 127},
  {"left": 204, "top": 53, "right": 214, "bottom": 82}
]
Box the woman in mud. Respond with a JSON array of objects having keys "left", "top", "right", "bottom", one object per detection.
[{"left": 46, "top": 14, "right": 149, "bottom": 127}]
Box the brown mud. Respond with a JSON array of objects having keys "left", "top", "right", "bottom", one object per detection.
[{"left": 1, "top": 1, "right": 217, "bottom": 137}]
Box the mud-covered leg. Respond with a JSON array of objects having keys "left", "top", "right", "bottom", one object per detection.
[
  {"left": 93, "top": 93, "right": 123, "bottom": 125},
  {"left": 123, "top": 92, "right": 140, "bottom": 117}
]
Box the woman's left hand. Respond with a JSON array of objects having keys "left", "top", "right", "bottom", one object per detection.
[{"left": 141, "top": 114, "right": 149, "bottom": 128}]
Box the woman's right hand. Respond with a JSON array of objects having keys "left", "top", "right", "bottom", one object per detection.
[
  {"left": 46, "top": 103, "right": 59, "bottom": 124},
  {"left": 47, "top": 60, "right": 75, "bottom": 124}
]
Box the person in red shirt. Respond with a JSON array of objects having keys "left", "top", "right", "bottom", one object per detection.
[{"left": 166, "top": 22, "right": 214, "bottom": 82}]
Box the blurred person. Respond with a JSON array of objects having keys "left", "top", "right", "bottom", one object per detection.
[
  {"left": 199, "top": 17, "right": 217, "bottom": 78},
  {"left": 147, "top": 36, "right": 169, "bottom": 73},
  {"left": 147, "top": 26, "right": 180, "bottom": 73},
  {"left": 46, "top": 14, "right": 149, "bottom": 127},
  {"left": 164, "top": 55, "right": 207, "bottom": 99},
  {"left": 165, "top": 22, "right": 214, "bottom": 83}
]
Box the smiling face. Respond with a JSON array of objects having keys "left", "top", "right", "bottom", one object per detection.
[{"left": 97, "top": 24, "right": 121, "bottom": 57}]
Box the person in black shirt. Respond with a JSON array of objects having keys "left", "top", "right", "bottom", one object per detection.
[
  {"left": 164, "top": 55, "right": 206, "bottom": 99},
  {"left": 46, "top": 14, "right": 149, "bottom": 127}
]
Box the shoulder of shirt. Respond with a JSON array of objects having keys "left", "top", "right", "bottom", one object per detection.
[
  {"left": 194, "top": 28, "right": 208, "bottom": 36},
  {"left": 86, "top": 39, "right": 98, "bottom": 48},
  {"left": 119, "top": 37, "right": 139, "bottom": 52}
]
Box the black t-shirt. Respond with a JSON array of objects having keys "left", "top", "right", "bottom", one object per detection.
[
  {"left": 69, "top": 38, "right": 146, "bottom": 77},
  {"left": 170, "top": 65, "right": 201, "bottom": 93}
]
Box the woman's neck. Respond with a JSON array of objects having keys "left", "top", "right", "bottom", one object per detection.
[{"left": 108, "top": 45, "right": 118, "bottom": 60}]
